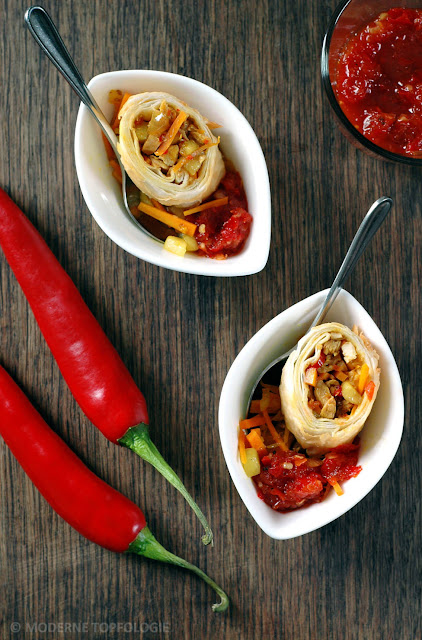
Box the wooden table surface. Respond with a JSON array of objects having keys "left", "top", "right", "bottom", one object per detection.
[{"left": 0, "top": 1, "right": 420, "bottom": 639}]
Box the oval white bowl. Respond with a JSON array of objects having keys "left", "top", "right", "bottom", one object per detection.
[
  {"left": 74, "top": 70, "right": 271, "bottom": 276},
  {"left": 219, "top": 289, "right": 404, "bottom": 539}
]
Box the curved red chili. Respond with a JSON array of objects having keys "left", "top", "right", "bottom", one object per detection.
[
  {"left": 0, "top": 364, "right": 228, "bottom": 611},
  {"left": 0, "top": 189, "right": 212, "bottom": 545}
]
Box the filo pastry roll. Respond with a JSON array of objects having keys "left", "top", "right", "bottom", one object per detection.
[
  {"left": 117, "top": 92, "right": 225, "bottom": 208},
  {"left": 279, "top": 322, "right": 380, "bottom": 454}
]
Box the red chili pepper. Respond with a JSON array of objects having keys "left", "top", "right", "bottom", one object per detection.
[
  {"left": 0, "top": 365, "right": 228, "bottom": 611},
  {"left": 0, "top": 189, "right": 212, "bottom": 545},
  {"left": 332, "top": 386, "right": 343, "bottom": 398}
]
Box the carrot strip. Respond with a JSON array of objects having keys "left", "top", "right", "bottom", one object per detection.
[
  {"left": 138, "top": 202, "right": 197, "bottom": 237},
  {"left": 365, "top": 380, "right": 376, "bottom": 400},
  {"left": 111, "top": 169, "right": 122, "bottom": 185},
  {"left": 111, "top": 92, "right": 132, "bottom": 131},
  {"left": 109, "top": 159, "right": 122, "bottom": 184},
  {"left": 246, "top": 429, "right": 267, "bottom": 456},
  {"left": 155, "top": 111, "right": 187, "bottom": 156},
  {"left": 238, "top": 429, "right": 247, "bottom": 464},
  {"left": 239, "top": 415, "right": 266, "bottom": 430},
  {"left": 102, "top": 132, "right": 117, "bottom": 161},
  {"left": 151, "top": 199, "right": 167, "bottom": 211},
  {"left": 263, "top": 410, "right": 289, "bottom": 452},
  {"left": 330, "top": 480, "right": 344, "bottom": 496},
  {"left": 109, "top": 159, "right": 120, "bottom": 171},
  {"left": 183, "top": 197, "right": 228, "bottom": 216}
]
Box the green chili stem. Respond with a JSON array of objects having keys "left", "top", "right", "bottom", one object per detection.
[
  {"left": 128, "top": 527, "right": 228, "bottom": 612},
  {"left": 119, "top": 423, "right": 213, "bottom": 546}
]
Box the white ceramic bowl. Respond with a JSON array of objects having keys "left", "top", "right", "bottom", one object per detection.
[
  {"left": 219, "top": 289, "right": 404, "bottom": 539},
  {"left": 74, "top": 70, "right": 271, "bottom": 276}
]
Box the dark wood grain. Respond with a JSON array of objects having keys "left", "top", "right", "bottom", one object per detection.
[{"left": 0, "top": 1, "right": 420, "bottom": 639}]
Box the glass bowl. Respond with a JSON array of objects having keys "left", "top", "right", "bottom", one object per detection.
[{"left": 321, "top": 0, "right": 422, "bottom": 166}]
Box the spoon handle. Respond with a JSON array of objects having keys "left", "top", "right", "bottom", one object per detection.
[
  {"left": 311, "top": 196, "right": 393, "bottom": 327},
  {"left": 25, "top": 6, "right": 117, "bottom": 145}
]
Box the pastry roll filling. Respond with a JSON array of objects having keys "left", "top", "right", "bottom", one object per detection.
[
  {"left": 304, "top": 333, "right": 375, "bottom": 420},
  {"left": 130, "top": 99, "right": 218, "bottom": 182},
  {"left": 117, "top": 91, "right": 226, "bottom": 208},
  {"left": 279, "top": 322, "right": 380, "bottom": 454}
]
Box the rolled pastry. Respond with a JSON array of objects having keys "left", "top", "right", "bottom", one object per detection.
[
  {"left": 117, "top": 92, "right": 225, "bottom": 207},
  {"left": 279, "top": 322, "right": 380, "bottom": 454}
]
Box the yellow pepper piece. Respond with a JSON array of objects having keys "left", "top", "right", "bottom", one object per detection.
[
  {"left": 243, "top": 448, "right": 261, "bottom": 478},
  {"left": 138, "top": 202, "right": 197, "bottom": 236},
  {"left": 180, "top": 233, "right": 199, "bottom": 252},
  {"left": 358, "top": 363, "right": 370, "bottom": 394},
  {"left": 164, "top": 236, "right": 187, "bottom": 257}
]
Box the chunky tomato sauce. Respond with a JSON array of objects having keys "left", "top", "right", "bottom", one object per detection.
[
  {"left": 191, "top": 171, "right": 252, "bottom": 258},
  {"left": 334, "top": 8, "right": 422, "bottom": 156},
  {"left": 253, "top": 441, "right": 361, "bottom": 512}
]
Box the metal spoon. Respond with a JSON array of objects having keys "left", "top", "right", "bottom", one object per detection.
[
  {"left": 24, "top": 5, "right": 161, "bottom": 243},
  {"left": 245, "top": 196, "right": 393, "bottom": 415}
]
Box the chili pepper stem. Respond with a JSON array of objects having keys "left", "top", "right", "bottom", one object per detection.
[
  {"left": 119, "top": 424, "right": 213, "bottom": 546},
  {"left": 128, "top": 526, "right": 229, "bottom": 612}
]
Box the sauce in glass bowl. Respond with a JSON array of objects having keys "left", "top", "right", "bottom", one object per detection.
[{"left": 334, "top": 7, "right": 422, "bottom": 157}]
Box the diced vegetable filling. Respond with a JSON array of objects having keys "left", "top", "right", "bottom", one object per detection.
[
  {"left": 111, "top": 91, "right": 217, "bottom": 183},
  {"left": 135, "top": 105, "right": 216, "bottom": 182},
  {"left": 304, "top": 333, "right": 373, "bottom": 419},
  {"left": 238, "top": 384, "right": 362, "bottom": 511}
]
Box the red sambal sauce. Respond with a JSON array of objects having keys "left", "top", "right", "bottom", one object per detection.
[
  {"left": 334, "top": 7, "right": 422, "bottom": 156},
  {"left": 190, "top": 171, "right": 252, "bottom": 258},
  {"left": 253, "top": 441, "right": 362, "bottom": 512}
]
